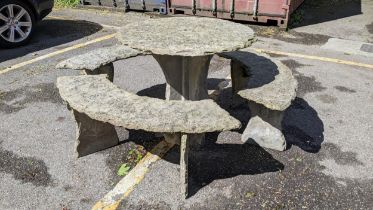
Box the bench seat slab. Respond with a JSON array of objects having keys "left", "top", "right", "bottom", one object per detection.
[
  {"left": 56, "top": 45, "right": 143, "bottom": 71},
  {"left": 221, "top": 50, "right": 297, "bottom": 111},
  {"left": 57, "top": 75, "right": 241, "bottom": 134},
  {"left": 220, "top": 50, "right": 297, "bottom": 151}
]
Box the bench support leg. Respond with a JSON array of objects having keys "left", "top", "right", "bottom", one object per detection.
[
  {"left": 82, "top": 63, "right": 115, "bottom": 82},
  {"left": 229, "top": 59, "right": 286, "bottom": 151},
  {"left": 164, "top": 133, "right": 181, "bottom": 145},
  {"left": 231, "top": 59, "right": 250, "bottom": 107},
  {"left": 242, "top": 102, "right": 286, "bottom": 151},
  {"left": 180, "top": 134, "right": 189, "bottom": 199},
  {"left": 154, "top": 54, "right": 213, "bottom": 148},
  {"left": 72, "top": 109, "right": 119, "bottom": 157}
]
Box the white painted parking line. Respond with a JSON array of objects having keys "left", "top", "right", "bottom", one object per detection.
[
  {"left": 0, "top": 33, "right": 117, "bottom": 75},
  {"left": 1, "top": 19, "right": 372, "bottom": 77},
  {"left": 321, "top": 38, "right": 373, "bottom": 58},
  {"left": 252, "top": 48, "right": 373, "bottom": 69},
  {"left": 92, "top": 140, "right": 175, "bottom": 210}
]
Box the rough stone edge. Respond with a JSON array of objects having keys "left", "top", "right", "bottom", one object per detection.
[
  {"left": 56, "top": 75, "right": 242, "bottom": 134},
  {"left": 117, "top": 35, "right": 257, "bottom": 57},
  {"left": 116, "top": 17, "right": 257, "bottom": 56},
  {"left": 222, "top": 49, "right": 298, "bottom": 111},
  {"left": 239, "top": 58, "right": 297, "bottom": 111},
  {"left": 55, "top": 45, "right": 144, "bottom": 71}
]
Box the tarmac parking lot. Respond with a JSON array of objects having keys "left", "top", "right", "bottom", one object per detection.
[{"left": 0, "top": 2, "right": 373, "bottom": 209}]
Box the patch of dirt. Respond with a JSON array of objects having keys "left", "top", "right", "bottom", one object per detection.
[
  {"left": 252, "top": 26, "right": 331, "bottom": 45},
  {"left": 0, "top": 83, "right": 63, "bottom": 114},
  {"left": 334, "top": 85, "right": 356, "bottom": 93},
  {"left": 0, "top": 142, "right": 53, "bottom": 187},
  {"left": 316, "top": 94, "right": 338, "bottom": 104},
  {"left": 281, "top": 59, "right": 326, "bottom": 97},
  {"left": 102, "top": 129, "right": 161, "bottom": 185},
  {"left": 366, "top": 22, "right": 373, "bottom": 34}
]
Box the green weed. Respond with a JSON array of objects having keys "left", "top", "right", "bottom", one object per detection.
[
  {"left": 117, "top": 163, "right": 131, "bottom": 177},
  {"left": 289, "top": 9, "right": 305, "bottom": 28},
  {"left": 54, "top": 0, "right": 80, "bottom": 8}
]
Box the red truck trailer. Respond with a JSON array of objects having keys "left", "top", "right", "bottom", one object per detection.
[
  {"left": 80, "top": 0, "right": 305, "bottom": 28},
  {"left": 168, "top": 0, "right": 305, "bottom": 28}
]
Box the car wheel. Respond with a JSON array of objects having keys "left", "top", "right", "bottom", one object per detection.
[{"left": 0, "top": 0, "right": 35, "bottom": 48}]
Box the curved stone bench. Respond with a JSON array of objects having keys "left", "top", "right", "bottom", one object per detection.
[
  {"left": 57, "top": 75, "right": 241, "bottom": 156},
  {"left": 57, "top": 75, "right": 241, "bottom": 199},
  {"left": 220, "top": 50, "right": 298, "bottom": 151},
  {"left": 56, "top": 45, "right": 144, "bottom": 81}
]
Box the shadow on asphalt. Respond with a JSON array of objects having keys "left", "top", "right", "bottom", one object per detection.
[
  {"left": 217, "top": 88, "right": 324, "bottom": 153},
  {"left": 135, "top": 51, "right": 325, "bottom": 154},
  {"left": 220, "top": 51, "right": 279, "bottom": 88},
  {"left": 137, "top": 83, "right": 166, "bottom": 99},
  {"left": 130, "top": 52, "right": 324, "bottom": 197},
  {"left": 283, "top": 97, "right": 324, "bottom": 153},
  {"left": 0, "top": 19, "right": 102, "bottom": 63},
  {"left": 290, "top": 0, "right": 362, "bottom": 29},
  {"left": 133, "top": 82, "right": 324, "bottom": 197},
  {"left": 190, "top": 141, "right": 284, "bottom": 197},
  {"left": 136, "top": 79, "right": 237, "bottom": 98},
  {"left": 214, "top": 51, "right": 325, "bottom": 153}
]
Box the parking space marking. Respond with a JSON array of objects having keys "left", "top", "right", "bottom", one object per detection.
[
  {"left": 92, "top": 140, "right": 175, "bottom": 210},
  {"left": 0, "top": 33, "right": 117, "bottom": 75},
  {"left": 252, "top": 48, "right": 373, "bottom": 69}
]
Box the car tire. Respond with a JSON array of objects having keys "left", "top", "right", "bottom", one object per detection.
[{"left": 0, "top": 0, "right": 35, "bottom": 48}]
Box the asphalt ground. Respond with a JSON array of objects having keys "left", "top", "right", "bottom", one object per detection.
[{"left": 0, "top": 2, "right": 373, "bottom": 209}]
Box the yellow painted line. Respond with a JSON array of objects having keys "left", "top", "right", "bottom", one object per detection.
[
  {"left": 92, "top": 140, "right": 175, "bottom": 210},
  {"left": 47, "top": 15, "right": 70, "bottom": 20},
  {"left": 252, "top": 48, "right": 373, "bottom": 69},
  {"left": 0, "top": 33, "right": 117, "bottom": 75}
]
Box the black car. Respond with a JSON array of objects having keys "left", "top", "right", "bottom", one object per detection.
[{"left": 0, "top": 0, "right": 54, "bottom": 48}]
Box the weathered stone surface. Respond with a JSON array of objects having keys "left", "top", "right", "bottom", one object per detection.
[
  {"left": 242, "top": 116, "right": 286, "bottom": 151},
  {"left": 56, "top": 45, "right": 142, "bottom": 71},
  {"left": 220, "top": 50, "right": 298, "bottom": 111},
  {"left": 57, "top": 75, "right": 241, "bottom": 133},
  {"left": 118, "top": 17, "right": 255, "bottom": 56}
]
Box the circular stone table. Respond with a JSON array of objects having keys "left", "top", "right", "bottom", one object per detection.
[
  {"left": 118, "top": 17, "right": 255, "bottom": 101},
  {"left": 118, "top": 17, "right": 255, "bottom": 197}
]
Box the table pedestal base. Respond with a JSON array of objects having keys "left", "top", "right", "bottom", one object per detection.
[
  {"left": 154, "top": 54, "right": 212, "bottom": 199},
  {"left": 153, "top": 55, "right": 212, "bottom": 100},
  {"left": 153, "top": 54, "right": 213, "bottom": 148}
]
